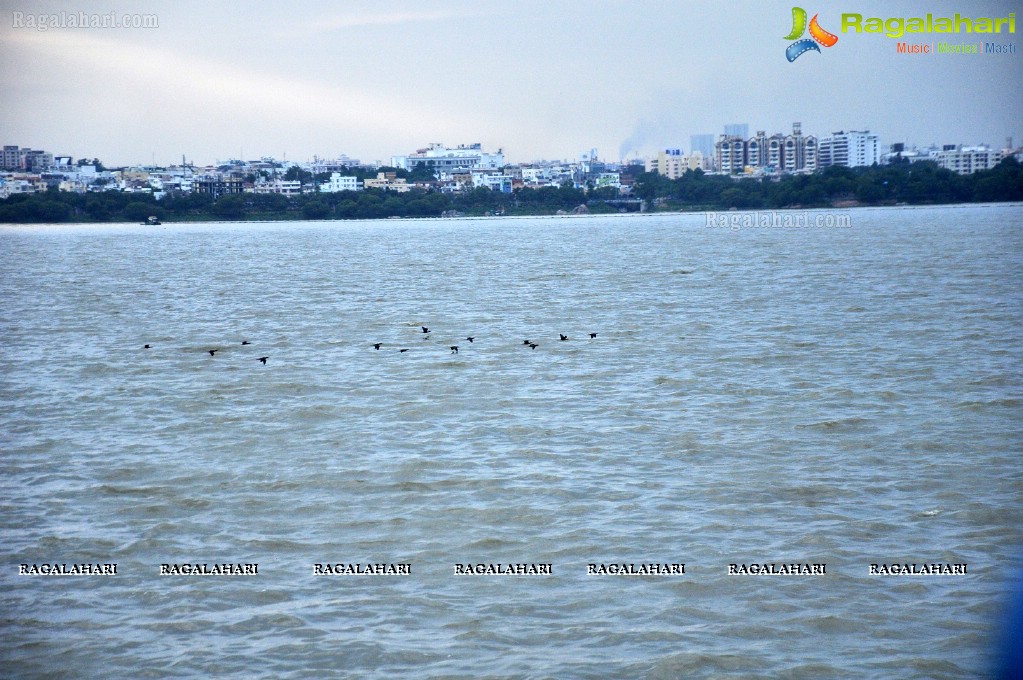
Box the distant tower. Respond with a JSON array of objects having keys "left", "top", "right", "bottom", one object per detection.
[
  {"left": 690, "top": 134, "right": 715, "bottom": 158},
  {"left": 724, "top": 123, "right": 749, "bottom": 139}
]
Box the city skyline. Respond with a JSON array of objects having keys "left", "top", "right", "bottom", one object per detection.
[{"left": 1, "top": 0, "right": 1019, "bottom": 167}]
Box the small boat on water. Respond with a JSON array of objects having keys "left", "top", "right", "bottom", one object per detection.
[{"left": 144, "top": 215, "right": 161, "bottom": 225}]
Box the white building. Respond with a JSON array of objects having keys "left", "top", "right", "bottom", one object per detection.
[
  {"left": 931, "top": 145, "right": 1002, "bottom": 174},
  {"left": 471, "top": 169, "right": 513, "bottom": 192},
  {"left": 391, "top": 143, "right": 504, "bottom": 176},
  {"left": 818, "top": 130, "right": 879, "bottom": 168},
  {"left": 319, "top": 173, "right": 361, "bottom": 192},
  {"left": 252, "top": 179, "right": 303, "bottom": 196},
  {"left": 521, "top": 167, "right": 550, "bottom": 185},
  {"left": 0, "top": 177, "right": 39, "bottom": 198}
]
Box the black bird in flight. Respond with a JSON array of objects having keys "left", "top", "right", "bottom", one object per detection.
[
  {"left": 529, "top": 343, "right": 538, "bottom": 350},
  {"left": 399, "top": 348, "right": 409, "bottom": 353},
  {"left": 589, "top": 333, "right": 598, "bottom": 339},
  {"left": 258, "top": 356, "right": 268, "bottom": 365},
  {"left": 241, "top": 340, "right": 251, "bottom": 345},
  {"left": 143, "top": 344, "right": 151, "bottom": 349},
  {"left": 450, "top": 346, "right": 459, "bottom": 353},
  {"left": 523, "top": 339, "right": 531, "bottom": 345},
  {"left": 560, "top": 334, "right": 568, "bottom": 341},
  {"left": 466, "top": 336, "right": 475, "bottom": 343},
  {"left": 373, "top": 343, "right": 382, "bottom": 350},
  {"left": 208, "top": 349, "right": 218, "bottom": 356},
  {"left": 422, "top": 326, "right": 430, "bottom": 334}
]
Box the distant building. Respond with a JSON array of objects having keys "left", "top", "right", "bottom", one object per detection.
[
  {"left": 690, "top": 134, "right": 716, "bottom": 160},
  {"left": 195, "top": 175, "right": 244, "bottom": 198},
  {"left": 783, "top": 122, "right": 817, "bottom": 173},
  {"left": 252, "top": 179, "right": 302, "bottom": 196},
  {"left": 931, "top": 144, "right": 1003, "bottom": 174},
  {"left": 594, "top": 173, "right": 622, "bottom": 190},
  {"left": 715, "top": 123, "right": 816, "bottom": 174},
  {"left": 646, "top": 148, "right": 681, "bottom": 178},
  {"left": 309, "top": 155, "right": 363, "bottom": 175},
  {"left": 391, "top": 143, "right": 504, "bottom": 176},
  {"left": 319, "top": 173, "right": 361, "bottom": 193},
  {"left": 363, "top": 172, "right": 412, "bottom": 192},
  {"left": 520, "top": 167, "right": 551, "bottom": 186},
  {"left": 0, "top": 176, "right": 41, "bottom": 198},
  {"left": 724, "top": 123, "right": 749, "bottom": 140},
  {"left": 818, "top": 130, "right": 879, "bottom": 168},
  {"left": 2, "top": 145, "right": 22, "bottom": 169},
  {"left": 2, "top": 145, "right": 53, "bottom": 171},
  {"left": 645, "top": 149, "right": 705, "bottom": 179},
  {"left": 471, "top": 168, "right": 513, "bottom": 192},
  {"left": 879, "top": 143, "right": 934, "bottom": 165},
  {"left": 27, "top": 150, "right": 53, "bottom": 172},
  {"left": 715, "top": 136, "right": 746, "bottom": 174},
  {"left": 745, "top": 131, "right": 769, "bottom": 170}
]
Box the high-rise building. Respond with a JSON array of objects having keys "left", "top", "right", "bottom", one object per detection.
[
  {"left": 714, "top": 123, "right": 816, "bottom": 173},
  {"left": 746, "top": 131, "right": 769, "bottom": 169},
  {"left": 690, "top": 134, "right": 715, "bottom": 159},
  {"left": 715, "top": 136, "right": 746, "bottom": 174},
  {"left": 724, "top": 123, "right": 749, "bottom": 140},
  {"left": 818, "top": 130, "right": 879, "bottom": 168},
  {"left": 783, "top": 122, "right": 817, "bottom": 173}
]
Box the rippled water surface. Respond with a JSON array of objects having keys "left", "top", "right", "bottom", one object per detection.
[{"left": 2, "top": 206, "right": 1021, "bottom": 678}]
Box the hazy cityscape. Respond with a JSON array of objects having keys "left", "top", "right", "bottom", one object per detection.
[{"left": 2, "top": 124, "right": 1020, "bottom": 203}]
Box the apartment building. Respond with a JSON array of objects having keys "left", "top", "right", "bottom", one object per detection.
[
  {"left": 818, "top": 130, "right": 879, "bottom": 168},
  {"left": 930, "top": 144, "right": 1002, "bottom": 175}
]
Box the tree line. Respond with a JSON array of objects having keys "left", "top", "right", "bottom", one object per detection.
[{"left": 1, "top": 157, "right": 1020, "bottom": 223}]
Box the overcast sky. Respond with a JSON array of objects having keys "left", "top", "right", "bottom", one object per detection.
[{"left": 1, "top": 0, "right": 1019, "bottom": 166}]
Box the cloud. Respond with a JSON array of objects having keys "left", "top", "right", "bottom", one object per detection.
[{"left": 2, "top": 28, "right": 498, "bottom": 162}]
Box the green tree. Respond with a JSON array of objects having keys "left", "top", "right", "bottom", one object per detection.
[
  {"left": 302, "top": 200, "right": 330, "bottom": 219},
  {"left": 284, "top": 166, "right": 313, "bottom": 184},
  {"left": 123, "top": 201, "right": 157, "bottom": 222},
  {"left": 77, "top": 158, "right": 106, "bottom": 171},
  {"left": 336, "top": 199, "right": 358, "bottom": 219},
  {"left": 589, "top": 186, "right": 619, "bottom": 201},
  {"left": 212, "top": 194, "right": 246, "bottom": 219},
  {"left": 407, "top": 163, "right": 437, "bottom": 182},
  {"left": 381, "top": 196, "right": 405, "bottom": 216},
  {"left": 251, "top": 192, "right": 290, "bottom": 213}
]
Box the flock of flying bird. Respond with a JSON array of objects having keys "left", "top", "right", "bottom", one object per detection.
[{"left": 141, "top": 327, "right": 598, "bottom": 364}]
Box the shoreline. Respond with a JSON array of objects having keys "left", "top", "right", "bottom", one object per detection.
[{"left": 1, "top": 201, "right": 1020, "bottom": 229}]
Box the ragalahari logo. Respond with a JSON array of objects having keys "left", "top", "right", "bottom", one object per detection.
[{"left": 784, "top": 7, "right": 839, "bottom": 61}]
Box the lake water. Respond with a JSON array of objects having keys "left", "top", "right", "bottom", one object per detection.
[{"left": 1, "top": 205, "right": 1021, "bottom": 678}]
